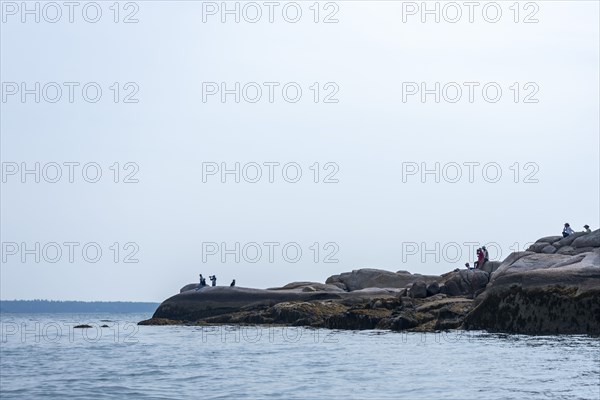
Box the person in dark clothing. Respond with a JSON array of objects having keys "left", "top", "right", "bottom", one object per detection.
[
  {"left": 197, "top": 274, "right": 207, "bottom": 290},
  {"left": 584, "top": 224, "right": 591, "bottom": 233},
  {"left": 230, "top": 279, "right": 236, "bottom": 287},
  {"left": 209, "top": 275, "right": 217, "bottom": 286},
  {"left": 481, "top": 246, "right": 489, "bottom": 266}
]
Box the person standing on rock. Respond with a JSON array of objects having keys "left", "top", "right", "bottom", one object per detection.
[
  {"left": 199, "top": 274, "right": 207, "bottom": 287},
  {"left": 209, "top": 275, "right": 217, "bottom": 286},
  {"left": 584, "top": 225, "right": 591, "bottom": 233},
  {"left": 475, "top": 248, "right": 484, "bottom": 269},
  {"left": 563, "top": 223, "right": 575, "bottom": 238},
  {"left": 482, "top": 246, "right": 489, "bottom": 266}
]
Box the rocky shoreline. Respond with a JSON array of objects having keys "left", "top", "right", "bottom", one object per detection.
[{"left": 140, "top": 230, "right": 600, "bottom": 335}]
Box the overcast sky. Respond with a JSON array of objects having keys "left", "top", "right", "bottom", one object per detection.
[{"left": 1, "top": 1, "right": 599, "bottom": 302}]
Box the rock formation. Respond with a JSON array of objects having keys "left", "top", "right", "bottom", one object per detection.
[
  {"left": 141, "top": 230, "right": 600, "bottom": 335},
  {"left": 464, "top": 231, "right": 600, "bottom": 335}
]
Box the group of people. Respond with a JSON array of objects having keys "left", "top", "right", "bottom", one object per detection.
[
  {"left": 197, "top": 274, "right": 235, "bottom": 289},
  {"left": 462, "top": 224, "right": 593, "bottom": 271},
  {"left": 465, "top": 246, "right": 489, "bottom": 270},
  {"left": 563, "top": 223, "right": 592, "bottom": 238}
]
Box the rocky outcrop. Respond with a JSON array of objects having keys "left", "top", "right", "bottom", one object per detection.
[
  {"left": 464, "top": 246, "right": 600, "bottom": 334},
  {"left": 152, "top": 286, "right": 349, "bottom": 321},
  {"left": 141, "top": 292, "right": 474, "bottom": 332},
  {"left": 572, "top": 229, "right": 600, "bottom": 248},
  {"left": 143, "top": 230, "right": 600, "bottom": 335},
  {"left": 409, "top": 281, "right": 428, "bottom": 298},
  {"left": 439, "top": 269, "right": 490, "bottom": 297},
  {"left": 267, "top": 281, "right": 345, "bottom": 292},
  {"left": 479, "top": 260, "right": 501, "bottom": 274},
  {"left": 325, "top": 269, "right": 441, "bottom": 291},
  {"left": 528, "top": 230, "right": 599, "bottom": 254},
  {"left": 180, "top": 283, "right": 199, "bottom": 293}
]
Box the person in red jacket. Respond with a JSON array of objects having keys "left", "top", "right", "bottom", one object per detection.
[{"left": 475, "top": 248, "right": 484, "bottom": 269}]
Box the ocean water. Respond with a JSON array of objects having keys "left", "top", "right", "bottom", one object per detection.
[{"left": 1, "top": 313, "right": 598, "bottom": 400}]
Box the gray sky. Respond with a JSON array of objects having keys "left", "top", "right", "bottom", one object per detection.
[{"left": 1, "top": 1, "right": 599, "bottom": 302}]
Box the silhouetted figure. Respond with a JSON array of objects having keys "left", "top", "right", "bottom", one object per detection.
[
  {"left": 563, "top": 223, "right": 574, "bottom": 238},
  {"left": 465, "top": 262, "right": 472, "bottom": 270},
  {"left": 230, "top": 279, "right": 236, "bottom": 287},
  {"left": 209, "top": 275, "right": 217, "bottom": 286},
  {"left": 584, "top": 224, "right": 591, "bottom": 233},
  {"left": 482, "top": 246, "right": 489, "bottom": 266},
  {"left": 197, "top": 274, "right": 207, "bottom": 289}
]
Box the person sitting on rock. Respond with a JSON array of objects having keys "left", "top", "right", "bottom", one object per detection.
[
  {"left": 563, "top": 223, "right": 574, "bottom": 238},
  {"left": 230, "top": 279, "right": 236, "bottom": 287},
  {"left": 465, "top": 262, "right": 472, "bottom": 270},
  {"left": 584, "top": 224, "right": 591, "bottom": 233},
  {"left": 197, "top": 274, "right": 207, "bottom": 289},
  {"left": 209, "top": 275, "right": 217, "bottom": 286}
]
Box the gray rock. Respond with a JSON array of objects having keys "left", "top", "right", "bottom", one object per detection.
[
  {"left": 180, "top": 283, "right": 199, "bottom": 293},
  {"left": 480, "top": 260, "right": 501, "bottom": 274},
  {"left": 556, "top": 246, "right": 576, "bottom": 255},
  {"left": 464, "top": 249, "right": 600, "bottom": 334},
  {"left": 440, "top": 280, "right": 461, "bottom": 296},
  {"left": 527, "top": 242, "right": 551, "bottom": 253},
  {"left": 269, "top": 281, "right": 345, "bottom": 292},
  {"left": 390, "top": 315, "right": 419, "bottom": 331},
  {"left": 325, "top": 268, "right": 440, "bottom": 291},
  {"left": 440, "top": 269, "right": 490, "bottom": 296},
  {"left": 553, "top": 231, "right": 588, "bottom": 248},
  {"left": 572, "top": 229, "right": 600, "bottom": 248},
  {"left": 409, "top": 281, "right": 427, "bottom": 298},
  {"left": 541, "top": 245, "right": 557, "bottom": 254},
  {"left": 426, "top": 282, "right": 440, "bottom": 297},
  {"left": 556, "top": 246, "right": 597, "bottom": 256},
  {"left": 534, "top": 235, "right": 563, "bottom": 244}
]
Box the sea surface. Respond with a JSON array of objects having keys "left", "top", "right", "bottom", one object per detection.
[{"left": 1, "top": 313, "right": 598, "bottom": 399}]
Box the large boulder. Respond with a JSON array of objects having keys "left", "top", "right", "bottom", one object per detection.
[
  {"left": 426, "top": 282, "right": 440, "bottom": 296},
  {"left": 541, "top": 245, "right": 556, "bottom": 254},
  {"left": 572, "top": 229, "right": 600, "bottom": 248},
  {"left": 152, "top": 287, "right": 344, "bottom": 321},
  {"left": 325, "top": 268, "right": 440, "bottom": 291},
  {"left": 552, "top": 231, "right": 587, "bottom": 248},
  {"left": 534, "top": 235, "right": 563, "bottom": 244},
  {"left": 440, "top": 269, "right": 490, "bottom": 297},
  {"left": 464, "top": 249, "right": 600, "bottom": 334},
  {"left": 180, "top": 283, "right": 199, "bottom": 293},
  {"left": 409, "top": 281, "right": 427, "bottom": 298},
  {"left": 149, "top": 286, "right": 403, "bottom": 322},
  {"left": 480, "top": 260, "right": 501, "bottom": 274},
  {"left": 268, "top": 281, "right": 345, "bottom": 292},
  {"left": 527, "top": 242, "right": 551, "bottom": 253}
]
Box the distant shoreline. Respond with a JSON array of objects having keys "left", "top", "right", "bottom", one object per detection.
[{"left": 0, "top": 300, "right": 159, "bottom": 313}]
